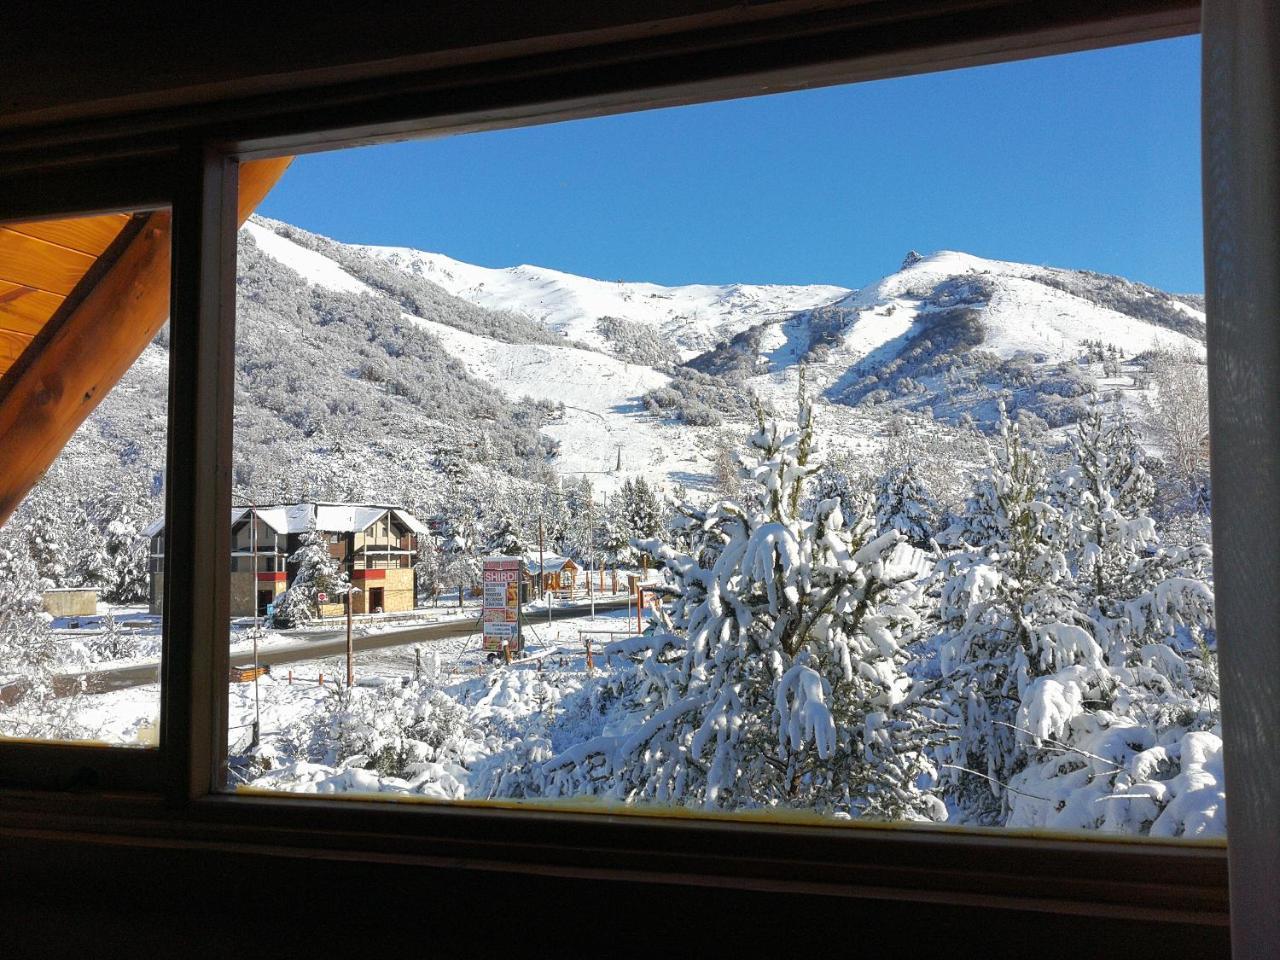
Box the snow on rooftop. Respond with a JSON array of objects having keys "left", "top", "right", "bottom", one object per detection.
[
  {"left": 524, "top": 554, "right": 576, "bottom": 573},
  {"left": 150, "top": 503, "right": 426, "bottom": 537}
]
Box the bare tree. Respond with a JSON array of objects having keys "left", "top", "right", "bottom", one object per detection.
[{"left": 1146, "top": 344, "right": 1210, "bottom": 491}]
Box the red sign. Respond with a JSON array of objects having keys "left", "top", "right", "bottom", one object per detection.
[{"left": 316, "top": 592, "right": 329, "bottom": 603}]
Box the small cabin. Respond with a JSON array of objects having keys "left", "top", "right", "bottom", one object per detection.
[{"left": 524, "top": 554, "right": 580, "bottom": 594}]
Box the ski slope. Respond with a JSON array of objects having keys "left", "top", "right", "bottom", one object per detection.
[
  {"left": 240, "top": 217, "right": 1208, "bottom": 492},
  {"left": 239, "top": 220, "right": 713, "bottom": 496},
  {"left": 405, "top": 316, "right": 699, "bottom": 495}
]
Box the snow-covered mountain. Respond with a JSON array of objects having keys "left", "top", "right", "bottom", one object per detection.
[
  {"left": 235, "top": 219, "right": 1206, "bottom": 497},
  {"left": 346, "top": 240, "right": 851, "bottom": 358}
]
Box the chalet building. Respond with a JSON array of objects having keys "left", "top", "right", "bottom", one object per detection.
[{"left": 146, "top": 502, "right": 427, "bottom": 618}]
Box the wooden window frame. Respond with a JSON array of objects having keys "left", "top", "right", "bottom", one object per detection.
[{"left": 1, "top": 2, "right": 1275, "bottom": 952}]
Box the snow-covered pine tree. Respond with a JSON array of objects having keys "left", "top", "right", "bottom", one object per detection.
[
  {"left": 19, "top": 495, "right": 70, "bottom": 588},
  {"left": 933, "top": 406, "right": 1096, "bottom": 825},
  {"left": 486, "top": 511, "right": 525, "bottom": 557},
  {"left": 274, "top": 518, "right": 349, "bottom": 626},
  {"left": 540, "top": 395, "right": 947, "bottom": 821},
  {"left": 1001, "top": 411, "right": 1221, "bottom": 836},
  {"left": 413, "top": 535, "right": 442, "bottom": 605},
  {"left": 67, "top": 501, "right": 111, "bottom": 590},
  {"left": 1051, "top": 409, "right": 1157, "bottom": 618},
  {"left": 622, "top": 476, "right": 663, "bottom": 542},
  {"left": 873, "top": 462, "right": 941, "bottom": 548},
  {"left": 443, "top": 515, "right": 481, "bottom": 608},
  {"left": 86, "top": 613, "right": 137, "bottom": 662},
  {"left": 0, "top": 545, "right": 84, "bottom": 740},
  {"left": 595, "top": 504, "right": 629, "bottom": 568},
  {"left": 101, "top": 500, "right": 150, "bottom": 604},
  {"left": 562, "top": 476, "right": 597, "bottom": 563}
]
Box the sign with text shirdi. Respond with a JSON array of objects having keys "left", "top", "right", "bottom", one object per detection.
[{"left": 482, "top": 557, "right": 522, "bottom": 652}]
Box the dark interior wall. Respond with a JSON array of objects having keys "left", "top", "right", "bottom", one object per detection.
[{"left": 0, "top": 832, "right": 1229, "bottom": 960}]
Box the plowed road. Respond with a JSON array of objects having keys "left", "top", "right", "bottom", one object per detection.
[{"left": 54, "top": 598, "right": 631, "bottom": 696}]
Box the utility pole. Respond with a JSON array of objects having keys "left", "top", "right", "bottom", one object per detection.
[
  {"left": 345, "top": 586, "right": 360, "bottom": 688},
  {"left": 538, "top": 514, "right": 545, "bottom": 601}
]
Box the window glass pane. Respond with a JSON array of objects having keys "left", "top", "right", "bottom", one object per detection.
[
  {"left": 223, "top": 38, "right": 1222, "bottom": 839},
  {"left": 0, "top": 209, "right": 170, "bottom": 747}
]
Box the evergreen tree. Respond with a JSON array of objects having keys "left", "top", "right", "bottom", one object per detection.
[
  {"left": 413, "top": 536, "right": 442, "bottom": 605},
  {"left": 67, "top": 501, "right": 110, "bottom": 590},
  {"left": 934, "top": 406, "right": 1219, "bottom": 832},
  {"left": 873, "top": 462, "right": 941, "bottom": 548},
  {"left": 0, "top": 545, "right": 84, "bottom": 739},
  {"left": 1052, "top": 409, "right": 1157, "bottom": 617},
  {"left": 562, "top": 477, "right": 597, "bottom": 564},
  {"left": 20, "top": 495, "right": 69, "bottom": 588},
  {"left": 933, "top": 407, "right": 1090, "bottom": 824},
  {"left": 101, "top": 501, "right": 150, "bottom": 604},
  {"left": 486, "top": 511, "right": 525, "bottom": 557},
  {"left": 595, "top": 503, "right": 629, "bottom": 568},
  {"left": 443, "top": 511, "right": 481, "bottom": 607},
  {"left": 997, "top": 408, "right": 1220, "bottom": 835},
  {"left": 275, "top": 518, "right": 348, "bottom": 626},
  {"left": 540, "top": 397, "right": 947, "bottom": 820}
]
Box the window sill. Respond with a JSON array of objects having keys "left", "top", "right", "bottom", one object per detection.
[{"left": 0, "top": 786, "right": 1228, "bottom": 925}]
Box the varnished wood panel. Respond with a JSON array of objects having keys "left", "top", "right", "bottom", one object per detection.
[
  {"left": 0, "top": 328, "right": 34, "bottom": 370},
  {"left": 0, "top": 279, "right": 64, "bottom": 331},
  {"left": 5, "top": 212, "right": 131, "bottom": 256},
  {"left": 0, "top": 227, "right": 96, "bottom": 295},
  {"left": 0, "top": 211, "right": 172, "bottom": 522}
]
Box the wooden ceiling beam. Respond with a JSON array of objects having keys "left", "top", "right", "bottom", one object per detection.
[{"left": 0, "top": 156, "right": 291, "bottom": 526}]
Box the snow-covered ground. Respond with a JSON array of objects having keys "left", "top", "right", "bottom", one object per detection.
[{"left": 64, "top": 605, "right": 644, "bottom": 771}]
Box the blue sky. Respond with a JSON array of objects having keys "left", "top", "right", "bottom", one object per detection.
[{"left": 258, "top": 36, "right": 1202, "bottom": 293}]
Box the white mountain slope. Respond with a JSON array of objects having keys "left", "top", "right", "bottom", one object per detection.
[
  {"left": 404, "top": 316, "right": 685, "bottom": 494},
  {"left": 240, "top": 220, "right": 704, "bottom": 496},
  {"left": 350, "top": 243, "right": 850, "bottom": 358},
  {"left": 743, "top": 250, "right": 1206, "bottom": 425},
  {"left": 842, "top": 250, "right": 1203, "bottom": 360}
]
